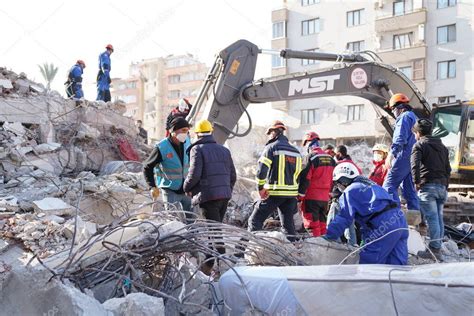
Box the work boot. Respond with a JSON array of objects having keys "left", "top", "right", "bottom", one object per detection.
[{"left": 417, "top": 247, "right": 442, "bottom": 261}]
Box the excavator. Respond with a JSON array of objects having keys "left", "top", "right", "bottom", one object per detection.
[{"left": 187, "top": 39, "right": 474, "bottom": 187}]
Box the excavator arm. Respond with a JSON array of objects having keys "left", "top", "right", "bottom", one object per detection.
[{"left": 188, "top": 39, "right": 431, "bottom": 144}]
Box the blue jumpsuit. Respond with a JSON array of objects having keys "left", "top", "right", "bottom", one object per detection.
[
  {"left": 383, "top": 110, "right": 420, "bottom": 210},
  {"left": 97, "top": 51, "right": 111, "bottom": 101},
  {"left": 327, "top": 177, "right": 408, "bottom": 265},
  {"left": 67, "top": 64, "right": 84, "bottom": 99}
]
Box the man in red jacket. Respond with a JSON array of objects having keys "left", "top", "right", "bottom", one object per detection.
[
  {"left": 298, "top": 132, "right": 336, "bottom": 236},
  {"left": 369, "top": 144, "right": 389, "bottom": 186}
]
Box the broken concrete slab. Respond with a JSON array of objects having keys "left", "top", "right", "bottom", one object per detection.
[
  {"left": 33, "top": 142, "right": 61, "bottom": 154},
  {"left": 77, "top": 122, "right": 101, "bottom": 139},
  {"left": 0, "top": 78, "right": 13, "bottom": 89},
  {"left": 103, "top": 293, "right": 165, "bottom": 316},
  {"left": 2, "top": 121, "right": 26, "bottom": 137},
  {"left": 14, "top": 79, "right": 30, "bottom": 94},
  {"left": 32, "top": 197, "right": 73, "bottom": 216}
]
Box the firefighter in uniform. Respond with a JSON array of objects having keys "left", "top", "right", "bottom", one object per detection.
[{"left": 248, "top": 121, "right": 303, "bottom": 240}]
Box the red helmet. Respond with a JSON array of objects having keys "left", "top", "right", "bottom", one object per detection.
[
  {"left": 265, "top": 120, "right": 286, "bottom": 135},
  {"left": 76, "top": 60, "right": 86, "bottom": 68},
  {"left": 105, "top": 44, "right": 114, "bottom": 51},
  {"left": 303, "top": 131, "right": 320, "bottom": 146}
]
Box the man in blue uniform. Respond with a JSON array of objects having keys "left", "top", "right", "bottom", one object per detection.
[
  {"left": 325, "top": 162, "right": 408, "bottom": 265},
  {"left": 65, "top": 60, "right": 85, "bottom": 100},
  {"left": 383, "top": 93, "right": 420, "bottom": 212},
  {"left": 97, "top": 44, "right": 114, "bottom": 102}
]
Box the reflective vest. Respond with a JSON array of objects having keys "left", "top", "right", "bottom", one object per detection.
[{"left": 154, "top": 138, "right": 190, "bottom": 190}]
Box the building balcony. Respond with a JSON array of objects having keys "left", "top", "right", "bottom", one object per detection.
[
  {"left": 375, "top": 9, "right": 426, "bottom": 33},
  {"left": 376, "top": 44, "right": 426, "bottom": 64},
  {"left": 272, "top": 7, "right": 288, "bottom": 23}
]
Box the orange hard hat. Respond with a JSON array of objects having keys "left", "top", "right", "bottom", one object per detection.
[
  {"left": 303, "top": 131, "right": 320, "bottom": 146},
  {"left": 388, "top": 93, "right": 410, "bottom": 109},
  {"left": 106, "top": 44, "right": 114, "bottom": 51},
  {"left": 76, "top": 60, "right": 86, "bottom": 68},
  {"left": 266, "top": 120, "right": 286, "bottom": 135}
]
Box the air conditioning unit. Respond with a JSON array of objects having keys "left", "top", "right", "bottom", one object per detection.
[{"left": 374, "top": 1, "right": 384, "bottom": 9}]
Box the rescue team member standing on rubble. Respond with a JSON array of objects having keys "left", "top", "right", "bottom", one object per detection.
[
  {"left": 325, "top": 163, "right": 409, "bottom": 265},
  {"left": 96, "top": 44, "right": 113, "bottom": 102},
  {"left": 248, "top": 121, "right": 302, "bottom": 240},
  {"left": 65, "top": 60, "right": 85, "bottom": 100},
  {"left": 143, "top": 118, "right": 192, "bottom": 219},
  {"left": 369, "top": 144, "right": 389, "bottom": 186},
  {"left": 411, "top": 119, "right": 451, "bottom": 260},
  {"left": 298, "top": 132, "right": 336, "bottom": 237},
  {"left": 184, "top": 119, "right": 236, "bottom": 275},
  {"left": 166, "top": 98, "right": 192, "bottom": 136},
  {"left": 383, "top": 93, "right": 420, "bottom": 213}
]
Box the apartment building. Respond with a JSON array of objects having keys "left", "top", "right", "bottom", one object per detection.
[
  {"left": 271, "top": 0, "right": 473, "bottom": 145},
  {"left": 112, "top": 55, "right": 208, "bottom": 142}
]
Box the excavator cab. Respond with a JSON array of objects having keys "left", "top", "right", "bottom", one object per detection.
[{"left": 432, "top": 100, "right": 474, "bottom": 183}]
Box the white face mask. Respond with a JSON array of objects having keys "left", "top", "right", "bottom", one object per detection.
[
  {"left": 373, "top": 153, "right": 384, "bottom": 162},
  {"left": 175, "top": 133, "right": 187, "bottom": 143}
]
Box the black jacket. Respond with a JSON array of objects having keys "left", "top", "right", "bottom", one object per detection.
[
  {"left": 411, "top": 136, "right": 451, "bottom": 187},
  {"left": 183, "top": 135, "right": 236, "bottom": 204}
]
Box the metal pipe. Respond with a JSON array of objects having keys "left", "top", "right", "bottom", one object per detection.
[{"left": 280, "top": 49, "right": 367, "bottom": 62}]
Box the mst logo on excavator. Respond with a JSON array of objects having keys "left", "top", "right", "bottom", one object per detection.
[{"left": 288, "top": 74, "right": 340, "bottom": 96}]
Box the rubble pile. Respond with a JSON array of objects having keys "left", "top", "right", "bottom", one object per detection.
[
  {"left": 346, "top": 141, "right": 374, "bottom": 175},
  {"left": 0, "top": 67, "right": 45, "bottom": 97}
]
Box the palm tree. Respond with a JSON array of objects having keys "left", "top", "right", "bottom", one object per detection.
[{"left": 38, "top": 63, "right": 59, "bottom": 90}]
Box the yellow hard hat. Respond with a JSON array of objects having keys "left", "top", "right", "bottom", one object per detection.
[{"left": 194, "top": 119, "right": 213, "bottom": 133}]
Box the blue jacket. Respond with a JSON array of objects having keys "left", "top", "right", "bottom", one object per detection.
[
  {"left": 68, "top": 64, "right": 83, "bottom": 98},
  {"left": 183, "top": 135, "right": 237, "bottom": 204},
  {"left": 391, "top": 110, "right": 418, "bottom": 160},
  {"left": 326, "top": 177, "right": 401, "bottom": 239},
  {"left": 154, "top": 137, "right": 190, "bottom": 191},
  {"left": 97, "top": 51, "right": 111, "bottom": 91}
]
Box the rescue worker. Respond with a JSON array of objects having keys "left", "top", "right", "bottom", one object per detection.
[
  {"left": 383, "top": 93, "right": 420, "bottom": 212},
  {"left": 298, "top": 132, "right": 336, "bottom": 236},
  {"left": 411, "top": 119, "right": 451, "bottom": 260},
  {"left": 136, "top": 120, "right": 148, "bottom": 145},
  {"left": 183, "top": 119, "right": 237, "bottom": 275},
  {"left": 166, "top": 98, "right": 192, "bottom": 136},
  {"left": 335, "top": 145, "right": 362, "bottom": 174},
  {"left": 248, "top": 121, "right": 302, "bottom": 240},
  {"left": 65, "top": 60, "right": 85, "bottom": 100},
  {"left": 369, "top": 144, "right": 389, "bottom": 186},
  {"left": 325, "top": 162, "right": 409, "bottom": 265},
  {"left": 143, "top": 117, "right": 192, "bottom": 219},
  {"left": 323, "top": 144, "right": 336, "bottom": 158},
  {"left": 97, "top": 44, "right": 113, "bottom": 102}
]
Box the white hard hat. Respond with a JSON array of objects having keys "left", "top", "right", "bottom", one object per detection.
[
  {"left": 178, "top": 98, "right": 188, "bottom": 111},
  {"left": 372, "top": 144, "right": 389, "bottom": 153},
  {"left": 333, "top": 162, "right": 360, "bottom": 182}
]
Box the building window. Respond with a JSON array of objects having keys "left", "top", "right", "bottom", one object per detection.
[
  {"left": 438, "top": 96, "right": 456, "bottom": 104},
  {"left": 168, "top": 75, "right": 180, "bottom": 84},
  {"left": 347, "top": 105, "right": 364, "bottom": 121},
  {"left": 437, "top": 24, "right": 456, "bottom": 44},
  {"left": 393, "top": 32, "right": 412, "bottom": 49},
  {"left": 347, "top": 9, "right": 364, "bottom": 27},
  {"left": 346, "top": 40, "right": 365, "bottom": 52},
  {"left": 302, "top": 18, "right": 320, "bottom": 36},
  {"left": 168, "top": 90, "right": 180, "bottom": 99},
  {"left": 272, "top": 21, "right": 286, "bottom": 39},
  {"left": 301, "top": 0, "right": 319, "bottom": 6},
  {"left": 301, "top": 109, "right": 319, "bottom": 125},
  {"left": 393, "top": 0, "right": 406, "bottom": 16},
  {"left": 437, "top": 60, "right": 456, "bottom": 79},
  {"left": 399, "top": 66, "right": 413, "bottom": 79},
  {"left": 128, "top": 81, "right": 137, "bottom": 89},
  {"left": 272, "top": 55, "right": 286, "bottom": 68},
  {"left": 301, "top": 48, "right": 319, "bottom": 66},
  {"left": 413, "top": 59, "right": 425, "bottom": 80},
  {"left": 437, "top": 0, "right": 456, "bottom": 9}
]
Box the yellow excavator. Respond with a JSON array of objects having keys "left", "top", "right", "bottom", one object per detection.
[{"left": 187, "top": 40, "right": 474, "bottom": 221}]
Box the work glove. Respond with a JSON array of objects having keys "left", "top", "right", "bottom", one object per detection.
[
  {"left": 297, "top": 194, "right": 305, "bottom": 203},
  {"left": 150, "top": 187, "right": 160, "bottom": 200},
  {"left": 259, "top": 189, "right": 269, "bottom": 200}
]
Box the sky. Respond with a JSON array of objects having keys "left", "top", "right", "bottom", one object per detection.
[{"left": 0, "top": 0, "right": 280, "bottom": 102}]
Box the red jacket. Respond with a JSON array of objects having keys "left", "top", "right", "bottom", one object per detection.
[
  {"left": 298, "top": 147, "right": 336, "bottom": 201},
  {"left": 369, "top": 159, "right": 388, "bottom": 186}
]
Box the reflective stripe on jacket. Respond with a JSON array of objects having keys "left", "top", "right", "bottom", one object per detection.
[
  {"left": 256, "top": 134, "right": 303, "bottom": 197},
  {"left": 154, "top": 137, "right": 190, "bottom": 190}
]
